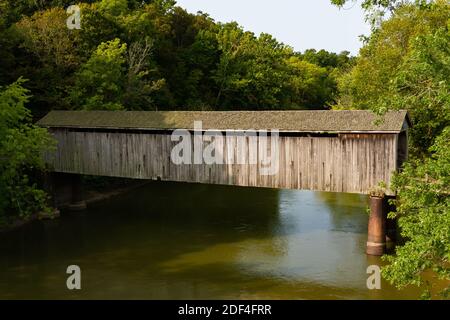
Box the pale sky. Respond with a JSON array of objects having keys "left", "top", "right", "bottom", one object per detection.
[{"left": 175, "top": 0, "right": 371, "bottom": 55}]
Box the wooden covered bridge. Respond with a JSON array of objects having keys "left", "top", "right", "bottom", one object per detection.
[{"left": 38, "top": 110, "right": 410, "bottom": 255}]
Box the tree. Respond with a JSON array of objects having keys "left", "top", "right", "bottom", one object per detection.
[
  {"left": 2, "top": 1, "right": 342, "bottom": 112},
  {"left": 286, "top": 56, "right": 335, "bottom": 108},
  {"left": 331, "top": 0, "right": 430, "bottom": 10},
  {"left": 123, "top": 38, "right": 166, "bottom": 110},
  {"left": 155, "top": 7, "right": 219, "bottom": 109},
  {"left": 300, "top": 49, "right": 354, "bottom": 70},
  {"left": 70, "top": 37, "right": 165, "bottom": 110},
  {"left": 0, "top": 0, "right": 98, "bottom": 30},
  {"left": 384, "top": 127, "right": 450, "bottom": 298},
  {"left": 15, "top": 7, "right": 79, "bottom": 68},
  {"left": 70, "top": 38, "right": 127, "bottom": 110},
  {"left": 99, "top": 0, "right": 129, "bottom": 16},
  {"left": 333, "top": 0, "right": 449, "bottom": 297},
  {"left": 0, "top": 79, "right": 54, "bottom": 224},
  {"left": 9, "top": 7, "right": 81, "bottom": 114},
  {"left": 336, "top": 1, "right": 449, "bottom": 154},
  {"left": 379, "top": 25, "right": 449, "bottom": 154},
  {"left": 214, "top": 23, "right": 295, "bottom": 109},
  {"left": 382, "top": 21, "right": 449, "bottom": 298},
  {"left": 74, "top": 2, "right": 124, "bottom": 56},
  {"left": 330, "top": 0, "right": 433, "bottom": 25}
]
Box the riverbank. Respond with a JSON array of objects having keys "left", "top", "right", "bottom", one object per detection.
[
  {"left": 83, "top": 180, "right": 150, "bottom": 207},
  {"left": 0, "top": 178, "right": 149, "bottom": 233}
]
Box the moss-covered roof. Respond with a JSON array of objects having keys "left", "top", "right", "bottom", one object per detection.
[{"left": 37, "top": 110, "right": 410, "bottom": 133}]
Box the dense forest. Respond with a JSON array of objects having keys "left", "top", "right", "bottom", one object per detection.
[
  {"left": 0, "top": 0, "right": 354, "bottom": 117},
  {"left": 0, "top": 0, "right": 448, "bottom": 298}
]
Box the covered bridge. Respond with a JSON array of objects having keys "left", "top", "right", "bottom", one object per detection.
[
  {"left": 38, "top": 110, "right": 410, "bottom": 256},
  {"left": 38, "top": 110, "right": 410, "bottom": 195}
]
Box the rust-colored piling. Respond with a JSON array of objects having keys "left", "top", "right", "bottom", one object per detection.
[{"left": 366, "top": 196, "right": 386, "bottom": 256}]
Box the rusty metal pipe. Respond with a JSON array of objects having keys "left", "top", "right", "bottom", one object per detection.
[{"left": 366, "top": 196, "right": 386, "bottom": 256}]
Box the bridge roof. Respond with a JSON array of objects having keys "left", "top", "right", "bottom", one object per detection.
[{"left": 37, "top": 110, "right": 410, "bottom": 133}]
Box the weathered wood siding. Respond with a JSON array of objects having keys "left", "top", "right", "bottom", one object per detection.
[{"left": 46, "top": 129, "right": 398, "bottom": 195}]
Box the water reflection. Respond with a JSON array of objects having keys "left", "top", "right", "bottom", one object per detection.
[{"left": 0, "top": 181, "right": 430, "bottom": 299}]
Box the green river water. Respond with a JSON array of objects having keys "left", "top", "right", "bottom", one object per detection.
[{"left": 0, "top": 181, "right": 441, "bottom": 299}]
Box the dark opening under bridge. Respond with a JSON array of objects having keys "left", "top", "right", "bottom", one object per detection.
[{"left": 38, "top": 110, "right": 411, "bottom": 255}]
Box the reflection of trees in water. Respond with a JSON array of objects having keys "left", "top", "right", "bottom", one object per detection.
[
  {"left": 129, "top": 180, "right": 283, "bottom": 240},
  {"left": 2, "top": 186, "right": 366, "bottom": 269},
  {"left": 314, "top": 191, "right": 368, "bottom": 233},
  {"left": 0, "top": 181, "right": 282, "bottom": 272},
  {"left": 35, "top": 181, "right": 282, "bottom": 261}
]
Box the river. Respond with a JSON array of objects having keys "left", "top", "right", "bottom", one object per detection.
[{"left": 0, "top": 181, "right": 435, "bottom": 299}]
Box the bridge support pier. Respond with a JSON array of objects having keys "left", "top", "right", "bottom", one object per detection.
[
  {"left": 366, "top": 195, "right": 387, "bottom": 256},
  {"left": 67, "top": 174, "right": 87, "bottom": 211},
  {"left": 45, "top": 173, "right": 86, "bottom": 211}
]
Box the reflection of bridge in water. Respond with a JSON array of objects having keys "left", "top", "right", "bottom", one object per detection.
[{"left": 37, "top": 110, "right": 410, "bottom": 256}]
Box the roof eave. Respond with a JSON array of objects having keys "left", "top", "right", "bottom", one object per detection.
[{"left": 39, "top": 125, "right": 403, "bottom": 134}]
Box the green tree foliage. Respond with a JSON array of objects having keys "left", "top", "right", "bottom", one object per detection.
[
  {"left": 331, "top": 0, "right": 431, "bottom": 10},
  {"left": 99, "top": 0, "right": 129, "bottom": 16},
  {"left": 331, "top": 0, "right": 434, "bottom": 26},
  {"left": 214, "top": 24, "right": 291, "bottom": 109},
  {"left": 154, "top": 7, "right": 220, "bottom": 108},
  {"left": 0, "top": 0, "right": 98, "bottom": 30},
  {"left": 385, "top": 22, "right": 449, "bottom": 297},
  {"left": 1, "top": 0, "right": 345, "bottom": 112},
  {"left": 0, "top": 79, "right": 54, "bottom": 224},
  {"left": 75, "top": 2, "right": 124, "bottom": 56},
  {"left": 333, "top": 0, "right": 449, "bottom": 297},
  {"left": 71, "top": 38, "right": 127, "bottom": 110},
  {"left": 336, "top": 1, "right": 449, "bottom": 154},
  {"left": 379, "top": 25, "right": 449, "bottom": 154},
  {"left": 213, "top": 23, "right": 342, "bottom": 109},
  {"left": 300, "top": 49, "right": 355, "bottom": 69},
  {"left": 384, "top": 128, "right": 450, "bottom": 298},
  {"left": 70, "top": 37, "right": 166, "bottom": 110},
  {"left": 16, "top": 8, "right": 79, "bottom": 68},
  {"left": 286, "top": 57, "right": 336, "bottom": 108},
  {"left": 11, "top": 8, "right": 81, "bottom": 115},
  {"left": 123, "top": 39, "right": 166, "bottom": 109}
]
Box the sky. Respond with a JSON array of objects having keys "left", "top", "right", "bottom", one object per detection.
[{"left": 175, "top": 0, "right": 371, "bottom": 55}]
